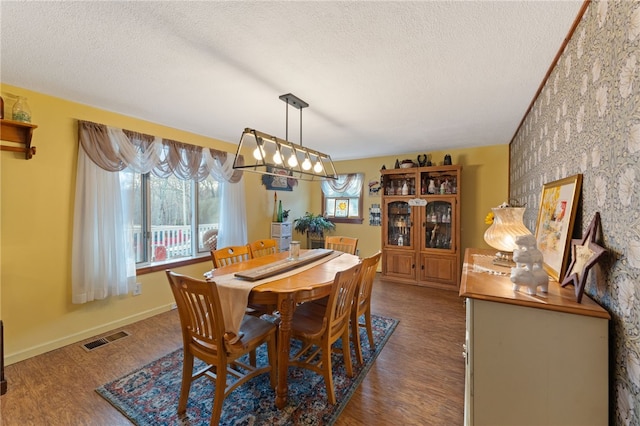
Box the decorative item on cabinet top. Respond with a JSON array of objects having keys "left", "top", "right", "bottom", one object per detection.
[
  {"left": 0, "top": 118, "right": 38, "bottom": 159},
  {"left": 561, "top": 212, "right": 607, "bottom": 303},
  {"left": 483, "top": 201, "right": 532, "bottom": 267}
]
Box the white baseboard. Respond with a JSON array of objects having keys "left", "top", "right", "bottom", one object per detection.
[{"left": 5, "top": 304, "right": 175, "bottom": 366}]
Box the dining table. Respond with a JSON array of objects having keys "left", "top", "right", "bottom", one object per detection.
[{"left": 208, "top": 249, "right": 361, "bottom": 409}]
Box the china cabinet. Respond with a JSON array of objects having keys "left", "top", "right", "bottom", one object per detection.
[
  {"left": 380, "top": 164, "right": 461, "bottom": 290},
  {"left": 460, "top": 249, "right": 609, "bottom": 426}
]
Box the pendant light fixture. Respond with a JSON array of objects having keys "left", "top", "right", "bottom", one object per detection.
[{"left": 232, "top": 93, "right": 337, "bottom": 180}]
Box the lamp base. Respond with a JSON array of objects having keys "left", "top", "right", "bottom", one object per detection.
[{"left": 492, "top": 251, "right": 515, "bottom": 267}]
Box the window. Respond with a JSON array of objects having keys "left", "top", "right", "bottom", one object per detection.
[
  {"left": 321, "top": 173, "right": 364, "bottom": 224},
  {"left": 127, "top": 172, "right": 220, "bottom": 264}
]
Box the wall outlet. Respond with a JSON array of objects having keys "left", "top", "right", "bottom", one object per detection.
[
  {"left": 170, "top": 303, "right": 178, "bottom": 310},
  {"left": 133, "top": 283, "right": 142, "bottom": 296}
]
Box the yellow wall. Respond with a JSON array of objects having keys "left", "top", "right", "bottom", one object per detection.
[
  {"left": 0, "top": 84, "right": 274, "bottom": 364},
  {"left": 312, "top": 147, "right": 510, "bottom": 260},
  {"left": 1, "top": 83, "right": 508, "bottom": 365}
]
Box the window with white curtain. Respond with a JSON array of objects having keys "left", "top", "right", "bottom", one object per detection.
[
  {"left": 72, "top": 120, "right": 246, "bottom": 303},
  {"left": 321, "top": 173, "right": 364, "bottom": 224},
  {"left": 126, "top": 172, "right": 221, "bottom": 264}
]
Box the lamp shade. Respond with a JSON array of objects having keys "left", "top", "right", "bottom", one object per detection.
[
  {"left": 483, "top": 207, "right": 532, "bottom": 252},
  {"left": 233, "top": 128, "right": 337, "bottom": 181}
]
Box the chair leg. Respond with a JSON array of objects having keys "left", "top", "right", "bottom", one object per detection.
[
  {"left": 342, "top": 329, "right": 354, "bottom": 378},
  {"left": 210, "top": 370, "right": 227, "bottom": 426},
  {"left": 178, "top": 351, "right": 194, "bottom": 414},
  {"left": 351, "top": 311, "right": 364, "bottom": 365},
  {"left": 364, "top": 308, "right": 375, "bottom": 350},
  {"left": 249, "top": 349, "right": 257, "bottom": 366},
  {"left": 322, "top": 345, "right": 336, "bottom": 405},
  {"left": 266, "top": 336, "right": 277, "bottom": 389}
]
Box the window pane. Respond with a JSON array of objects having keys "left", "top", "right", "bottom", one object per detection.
[
  {"left": 347, "top": 197, "right": 359, "bottom": 217},
  {"left": 150, "top": 174, "right": 192, "bottom": 261},
  {"left": 198, "top": 176, "right": 220, "bottom": 252},
  {"left": 325, "top": 198, "right": 336, "bottom": 216},
  {"left": 122, "top": 171, "right": 145, "bottom": 263}
]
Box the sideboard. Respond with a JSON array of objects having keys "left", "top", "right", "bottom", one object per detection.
[{"left": 459, "top": 248, "right": 610, "bottom": 426}]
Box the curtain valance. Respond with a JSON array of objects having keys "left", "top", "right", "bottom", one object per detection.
[
  {"left": 321, "top": 173, "right": 363, "bottom": 197},
  {"left": 78, "top": 120, "right": 243, "bottom": 183}
]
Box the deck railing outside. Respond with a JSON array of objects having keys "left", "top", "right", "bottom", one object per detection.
[{"left": 132, "top": 224, "right": 218, "bottom": 261}]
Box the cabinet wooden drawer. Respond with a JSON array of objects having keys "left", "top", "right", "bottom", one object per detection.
[
  {"left": 383, "top": 250, "right": 416, "bottom": 280},
  {"left": 420, "top": 254, "right": 456, "bottom": 284}
]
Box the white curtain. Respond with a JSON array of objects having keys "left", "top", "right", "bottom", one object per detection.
[
  {"left": 72, "top": 120, "right": 246, "bottom": 303},
  {"left": 321, "top": 173, "right": 363, "bottom": 197},
  {"left": 71, "top": 148, "right": 132, "bottom": 303}
]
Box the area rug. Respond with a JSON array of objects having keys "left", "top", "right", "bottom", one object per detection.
[{"left": 97, "top": 314, "right": 398, "bottom": 425}]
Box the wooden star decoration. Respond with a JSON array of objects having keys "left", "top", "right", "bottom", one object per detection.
[{"left": 561, "top": 212, "right": 606, "bottom": 303}]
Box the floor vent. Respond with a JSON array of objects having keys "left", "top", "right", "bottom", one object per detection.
[{"left": 81, "top": 330, "right": 130, "bottom": 352}]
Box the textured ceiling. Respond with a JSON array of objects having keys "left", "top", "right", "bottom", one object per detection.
[{"left": 0, "top": 1, "right": 583, "bottom": 161}]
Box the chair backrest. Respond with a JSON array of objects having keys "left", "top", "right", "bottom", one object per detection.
[
  {"left": 211, "top": 245, "right": 252, "bottom": 268},
  {"left": 325, "top": 262, "right": 363, "bottom": 337},
  {"left": 354, "top": 251, "right": 382, "bottom": 314},
  {"left": 166, "top": 270, "right": 226, "bottom": 353},
  {"left": 325, "top": 236, "right": 358, "bottom": 255},
  {"left": 249, "top": 239, "right": 278, "bottom": 258}
]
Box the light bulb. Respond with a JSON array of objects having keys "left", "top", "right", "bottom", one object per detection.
[
  {"left": 273, "top": 152, "right": 283, "bottom": 164},
  {"left": 252, "top": 146, "right": 265, "bottom": 160},
  {"left": 287, "top": 154, "right": 298, "bottom": 167},
  {"left": 313, "top": 161, "right": 323, "bottom": 173},
  {"left": 302, "top": 158, "right": 312, "bottom": 170}
]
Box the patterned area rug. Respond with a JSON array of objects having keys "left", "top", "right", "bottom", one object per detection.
[{"left": 97, "top": 314, "right": 398, "bottom": 425}]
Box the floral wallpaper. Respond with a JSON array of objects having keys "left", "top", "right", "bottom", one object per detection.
[{"left": 510, "top": 1, "right": 639, "bottom": 424}]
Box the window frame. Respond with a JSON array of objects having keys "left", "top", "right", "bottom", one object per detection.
[
  {"left": 132, "top": 172, "right": 218, "bottom": 274},
  {"left": 321, "top": 173, "right": 364, "bottom": 225}
]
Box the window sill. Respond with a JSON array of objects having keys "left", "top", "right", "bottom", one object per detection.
[
  {"left": 328, "top": 217, "right": 364, "bottom": 224},
  {"left": 136, "top": 254, "right": 211, "bottom": 275}
]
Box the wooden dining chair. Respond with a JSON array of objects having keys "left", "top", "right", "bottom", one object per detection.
[
  {"left": 324, "top": 236, "right": 358, "bottom": 255},
  {"left": 166, "top": 270, "right": 277, "bottom": 426},
  {"left": 288, "top": 262, "right": 363, "bottom": 405},
  {"left": 350, "top": 251, "right": 382, "bottom": 365},
  {"left": 211, "top": 245, "right": 252, "bottom": 268},
  {"left": 212, "top": 244, "right": 272, "bottom": 320},
  {"left": 248, "top": 239, "right": 278, "bottom": 258}
]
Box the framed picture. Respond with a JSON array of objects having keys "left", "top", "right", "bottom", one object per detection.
[
  {"left": 534, "top": 174, "right": 583, "bottom": 281},
  {"left": 262, "top": 167, "right": 295, "bottom": 191},
  {"left": 334, "top": 199, "right": 349, "bottom": 217}
]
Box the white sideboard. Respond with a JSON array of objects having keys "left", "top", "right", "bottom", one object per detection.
[{"left": 460, "top": 249, "right": 610, "bottom": 426}]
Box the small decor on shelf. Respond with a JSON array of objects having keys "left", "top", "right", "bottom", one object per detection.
[
  {"left": 483, "top": 201, "right": 532, "bottom": 266},
  {"left": 561, "top": 212, "right": 607, "bottom": 303},
  {"left": 11, "top": 96, "right": 31, "bottom": 123},
  {"left": 510, "top": 234, "right": 549, "bottom": 295}
]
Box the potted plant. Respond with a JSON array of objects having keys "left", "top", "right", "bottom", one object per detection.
[{"left": 293, "top": 212, "right": 336, "bottom": 248}]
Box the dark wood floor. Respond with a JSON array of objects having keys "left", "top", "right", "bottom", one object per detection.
[{"left": 0, "top": 276, "right": 466, "bottom": 425}]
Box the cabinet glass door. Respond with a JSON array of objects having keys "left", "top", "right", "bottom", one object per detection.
[
  {"left": 422, "top": 199, "right": 454, "bottom": 251},
  {"left": 385, "top": 200, "right": 412, "bottom": 248}
]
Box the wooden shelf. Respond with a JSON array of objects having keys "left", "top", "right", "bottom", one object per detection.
[{"left": 1, "top": 118, "right": 38, "bottom": 159}]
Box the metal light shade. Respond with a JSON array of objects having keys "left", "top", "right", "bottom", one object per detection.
[
  {"left": 233, "top": 128, "right": 337, "bottom": 181},
  {"left": 233, "top": 93, "right": 337, "bottom": 181}
]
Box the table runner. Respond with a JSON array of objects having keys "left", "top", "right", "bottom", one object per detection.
[{"left": 209, "top": 251, "right": 346, "bottom": 343}]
